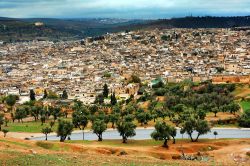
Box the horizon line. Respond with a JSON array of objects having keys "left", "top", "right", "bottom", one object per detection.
[{"left": 1, "top": 14, "right": 250, "bottom": 20}]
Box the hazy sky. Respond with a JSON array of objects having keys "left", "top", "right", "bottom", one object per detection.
[{"left": 0, "top": 0, "right": 249, "bottom": 19}]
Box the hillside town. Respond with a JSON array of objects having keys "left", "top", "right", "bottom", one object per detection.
[{"left": 0, "top": 28, "right": 249, "bottom": 104}]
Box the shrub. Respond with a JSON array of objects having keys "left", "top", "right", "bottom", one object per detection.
[
  {"left": 119, "top": 150, "right": 127, "bottom": 155},
  {"left": 36, "top": 141, "right": 54, "bottom": 149},
  {"left": 238, "top": 111, "right": 250, "bottom": 127}
]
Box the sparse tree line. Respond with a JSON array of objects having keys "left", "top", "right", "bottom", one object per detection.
[
  {"left": 0, "top": 81, "right": 249, "bottom": 148},
  {"left": 0, "top": 89, "right": 69, "bottom": 138},
  {"left": 67, "top": 98, "right": 212, "bottom": 147}
]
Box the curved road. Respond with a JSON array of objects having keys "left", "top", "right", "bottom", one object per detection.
[{"left": 32, "top": 128, "right": 250, "bottom": 141}]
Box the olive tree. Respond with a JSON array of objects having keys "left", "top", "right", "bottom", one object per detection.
[
  {"left": 30, "top": 106, "right": 41, "bottom": 121},
  {"left": 116, "top": 117, "right": 136, "bottom": 143},
  {"left": 151, "top": 121, "right": 173, "bottom": 148},
  {"left": 57, "top": 119, "right": 74, "bottom": 142},
  {"left": 72, "top": 108, "right": 89, "bottom": 140},
  {"left": 135, "top": 108, "right": 152, "bottom": 126},
  {"left": 2, "top": 129, "right": 8, "bottom": 137},
  {"left": 213, "top": 131, "right": 218, "bottom": 139},
  {"left": 92, "top": 120, "right": 107, "bottom": 141},
  {"left": 42, "top": 127, "right": 52, "bottom": 141},
  {"left": 5, "top": 95, "right": 17, "bottom": 113},
  {"left": 49, "top": 106, "right": 61, "bottom": 122},
  {"left": 227, "top": 103, "right": 240, "bottom": 115},
  {"left": 181, "top": 118, "right": 210, "bottom": 142},
  {"left": 15, "top": 107, "right": 27, "bottom": 123}
]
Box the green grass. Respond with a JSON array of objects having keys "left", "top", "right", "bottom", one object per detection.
[
  {"left": 214, "top": 123, "right": 239, "bottom": 128},
  {"left": 65, "top": 139, "right": 216, "bottom": 147},
  {"left": 35, "top": 141, "right": 70, "bottom": 151},
  {"left": 0, "top": 150, "right": 84, "bottom": 166},
  {"left": 0, "top": 150, "right": 181, "bottom": 166},
  {"left": 239, "top": 101, "right": 250, "bottom": 113},
  {"left": 36, "top": 141, "right": 54, "bottom": 149},
  {"left": 66, "top": 139, "right": 164, "bottom": 147},
  {"left": 155, "top": 102, "right": 164, "bottom": 108},
  {"left": 5, "top": 121, "right": 58, "bottom": 133}
]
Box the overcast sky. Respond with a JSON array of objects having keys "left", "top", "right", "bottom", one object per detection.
[{"left": 0, "top": 0, "right": 249, "bottom": 19}]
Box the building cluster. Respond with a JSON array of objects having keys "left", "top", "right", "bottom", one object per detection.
[{"left": 0, "top": 28, "right": 249, "bottom": 104}]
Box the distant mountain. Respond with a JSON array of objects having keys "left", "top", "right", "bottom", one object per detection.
[
  {"left": 139, "top": 16, "right": 250, "bottom": 29},
  {"left": 0, "top": 17, "right": 148, "bottom": 42},
  {"left": 0, "top": 16, "right": 249, "bottom": 42}
]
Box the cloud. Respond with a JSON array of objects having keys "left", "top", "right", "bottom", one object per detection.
[{"left": 0, "top": 0, "right": 249, "bottom": 18}]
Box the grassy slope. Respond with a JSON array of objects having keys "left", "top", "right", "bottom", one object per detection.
[
  {"left": 240, "top": 101, "right": 250, "bottom": 113},
  {"left": 5, "top": 121, "right": 57, "bottom": 133},
  {"left": 0, "top": 138, "right": 186, "bottom": 166},
  {"left": 1, "top": 137, "right": 249, "bottom": 166},
  {"left": 232, "top": 84, "right": 250, "bottom": 113}
]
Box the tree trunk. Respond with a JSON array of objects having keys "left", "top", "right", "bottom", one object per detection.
[
  {"left": 122, "top": 136, "right": 127, "bottom": 143},
  {"left": 45, "top": 134, "right": 48, "bottom": 141},
  {"left": 60, "top": 136, "right": 66, "bottom": 142},
  {"left": 214, "top": 112, "right": 217, "bottom": 117},
  {"left": 163, "top": 139, "right": 169, "bottom": 148},
  {"left": 82, "top": 130, "right": 84, "bottom": 140},
  {"left": 172, "top": 137, "right": 176, "bottom": 144},
  {"left": 98, "top": 134, "right": 102, "bottom": 141},
  {"left": 189, "top": 133, "right": 194, "bottom": 142}
]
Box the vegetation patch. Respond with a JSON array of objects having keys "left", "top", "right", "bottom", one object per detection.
[
  {"left": 240, "top": 101, "right": 250, "bottom": 113},
  {"left": 1, "top": 150, "right": 83, "bottom": 166},
  {"left": 36, "top": 141, "right": 54, "bottom": 149},
  {"left": 6, "top": 121, "right": 58, "bottom": 133}
]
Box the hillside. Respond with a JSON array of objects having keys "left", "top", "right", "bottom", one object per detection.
[
  {"left": 0, "top": 16, "right": 250, "bottom": 42},
  {"left": 0, "top": 17, "right": 149, "bottom": 42},
  {"left": 137, "top": 16, "right": 250, "bottom": 29},
  {"left": 0, "top": 136, "right": 249, "bottom": 166},
  {"left": 0, "top": 18, "right": 83, "bottom": 42}
]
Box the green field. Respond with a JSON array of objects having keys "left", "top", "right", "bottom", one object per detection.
[
  {"left": 239, "top": 101, "right": 250, "bottom": 113},
  {"left": 4, "top": 121, "right": 58, "bottom": 133}
]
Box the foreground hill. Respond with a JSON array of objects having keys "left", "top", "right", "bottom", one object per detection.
[{"left": 0, "top": 136, "right": 249, "bottom": 165}]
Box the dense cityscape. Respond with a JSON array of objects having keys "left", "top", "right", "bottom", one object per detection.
[
  {"left": 0, "top": 28, "right": 249, "bottom": 105},
  {"left": 0, "top": 0, "right": 250, "bottom": 165}
]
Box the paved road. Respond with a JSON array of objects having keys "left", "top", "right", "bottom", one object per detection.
[{"left": 32, "top": 128, "right": 250, "bottom": 141}]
